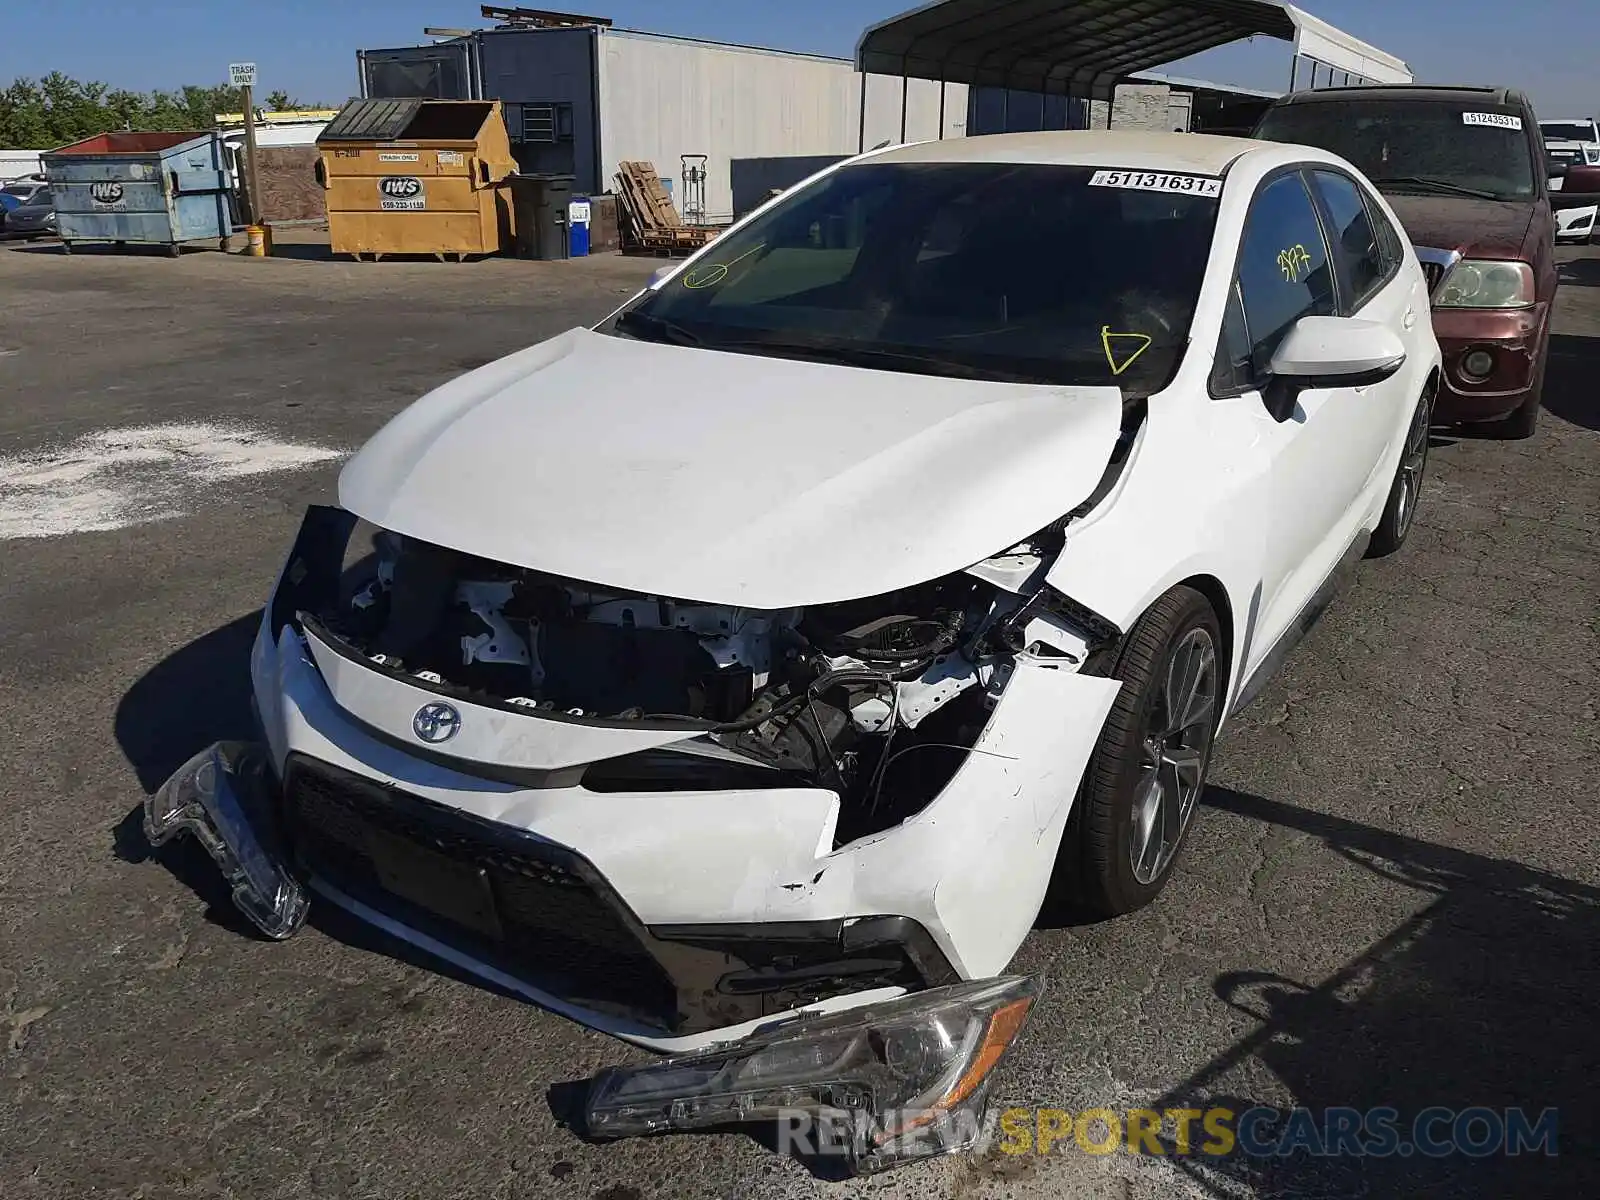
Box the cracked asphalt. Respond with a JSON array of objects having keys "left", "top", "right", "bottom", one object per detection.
[{"left": 1, "top": 236, "right": 1596, "bottom": 1199}]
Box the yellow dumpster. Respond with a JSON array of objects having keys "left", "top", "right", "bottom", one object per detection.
[{"left": 316, "top": 99, "right": 516, "bottom": 261}]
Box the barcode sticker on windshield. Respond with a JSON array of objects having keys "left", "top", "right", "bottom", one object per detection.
[
  {"left": 1089, "top": 170, "right": 1223, "bottom": 197},
  {"left": 1463, "top": 112, "right": 1523, "bottom": 130}
]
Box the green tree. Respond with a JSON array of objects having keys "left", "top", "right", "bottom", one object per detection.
[{"left": 0, "top": 73, "right": 319, "bottom": 148}]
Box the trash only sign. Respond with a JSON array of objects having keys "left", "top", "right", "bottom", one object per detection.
[
  {"left": 89, "top": 181, "right": 127, "bottom": 211},
  {"left": 379, "top": 176, "right": 426, "bottom": 211}
]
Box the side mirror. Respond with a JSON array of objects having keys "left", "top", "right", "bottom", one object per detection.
[{"left": 1263, "top": 316, "right": 1407, "bottom": 421}]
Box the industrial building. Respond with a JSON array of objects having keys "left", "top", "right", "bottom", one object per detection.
[
  {"left": 360, "top": 12, "right": 966, "bottom": 221},
  {"left": 357, "top": 3, "right": 1409, "bottom": 221}
]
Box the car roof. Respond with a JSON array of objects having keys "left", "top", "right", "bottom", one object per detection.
[
  {"left": 867, "top": 130, "right": 1258, "bottom": 174},
  {"left": 1269, "top": 84, "right": 1532, "bottom": 110}
]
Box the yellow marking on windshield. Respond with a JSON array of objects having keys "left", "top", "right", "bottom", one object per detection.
[
  {"left": 1277, "top": 243, "right": 1313, "bottom": 282},
  {"left": 682, "top": 242, "right": 767, "bottom": 289},
  {"left": 1102, "top": 327, "right": 1154, "bottom": 377}
]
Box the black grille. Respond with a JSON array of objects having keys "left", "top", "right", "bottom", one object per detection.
[
  {"left": 283, "top": 756, "right": 680, "bottom": 1029},
  {"left": 1420, "top": 261, "right": 1446, "bottom": 294}
]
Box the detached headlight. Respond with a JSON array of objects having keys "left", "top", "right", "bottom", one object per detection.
[
  {"left": 1436, "top": 260, "right": 1535, "bottom": 308},
  {"left": 585, "top": 975, "right": 1040, "bottom": 1174}
]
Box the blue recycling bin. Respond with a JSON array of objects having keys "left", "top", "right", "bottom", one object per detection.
[
  {"left": 41, "top": 130, "right": 234, "bottom": 256},
  {"left": 568, "top": 195, "right": 591, "bottom": 257}
]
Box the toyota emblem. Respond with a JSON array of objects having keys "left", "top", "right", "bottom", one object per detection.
[{"left": 413, "top": 702, "right": 461, "bottom": 744}]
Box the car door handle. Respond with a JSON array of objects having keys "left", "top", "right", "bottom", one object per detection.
[{"left": 1403, "top": 307, "right": 1418, "bottom": 330}]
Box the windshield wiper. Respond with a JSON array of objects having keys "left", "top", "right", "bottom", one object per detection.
[
  {"left": 614, "top": 309, "right": 704, "bottom": 347},
  {"left": 708, "top": 336, "right": 1049, "bottom": 383},
  {"left": 1371, "top": 175, "right": 1504, "bottom": 201}
]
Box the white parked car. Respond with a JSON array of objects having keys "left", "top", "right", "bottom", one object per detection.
[
  {"left": 1541, "top": 117, "right": 1600, "bottom": 241},
  {"left": 148, "top": 131, "right": 1441, "bottom": 1172}
]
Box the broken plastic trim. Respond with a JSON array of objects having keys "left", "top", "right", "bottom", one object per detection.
[
  {"left": 584, "top": 975, "right": 1040, "bottom": 1175},
  {"left": 142, "top": 741, "right": 309, "bottom": 940},
  {"left": 269, "top": 505, "right": 358, "bottom": 638},
  {"left": 996, "top": 586, "right": 1122, "bottom": 658}
]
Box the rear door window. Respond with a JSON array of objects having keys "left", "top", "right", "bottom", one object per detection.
[
  {"left": 1308, "top": 170, "right": 1387, "bottom": 311},
  {"left": 1364, "top": 191, "right": 1407, "bottom": 274}
]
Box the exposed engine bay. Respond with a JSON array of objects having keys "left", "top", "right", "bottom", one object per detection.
[{"left": 311, "top": 529, "right": 1099, "bottom": 834}]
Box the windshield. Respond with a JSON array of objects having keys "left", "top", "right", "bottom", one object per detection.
[
  {"left": 1257, "top": 100, "right": 1536, "bottom": 201},
  {"left": 609, "top": 161, "right": 1220, "bottom": 395},
  {"left": 1541, "top": 122, "right": 1598, "bottom": 144},
  {"left": 1, "top": 183, "right": 36, "bottom": 198}
]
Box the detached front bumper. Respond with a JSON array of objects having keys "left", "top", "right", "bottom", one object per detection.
[
  {"left": 143, "top": 743, "right": 1042, "bottom": 1173},
  {"left": 147, "top": 506, "right": 1119, "bottom": 1059},
  {"left": 226, "top": 514, "right": 1114, "bottom": 1058}
]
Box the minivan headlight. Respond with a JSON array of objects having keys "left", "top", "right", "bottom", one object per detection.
[{"left": 1436, "top": 260, "right": 1535, "bottom": 309}]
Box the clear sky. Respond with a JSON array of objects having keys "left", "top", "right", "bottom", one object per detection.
[{"left": 1, "top": 1, "right": 1593, "bottom": 117}]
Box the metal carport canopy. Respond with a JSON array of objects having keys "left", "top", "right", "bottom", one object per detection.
[{"left": 857, "top": 0, "right": 1299, "bottom": 101}]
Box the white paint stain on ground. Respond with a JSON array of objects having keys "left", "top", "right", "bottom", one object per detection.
[{"left": 0, "top": 422, "right": 345, "bottom": 540}]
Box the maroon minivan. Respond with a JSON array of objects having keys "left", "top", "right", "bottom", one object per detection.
[{"left": 1254, "top": 85, "right": 1567, "bottom": 438}]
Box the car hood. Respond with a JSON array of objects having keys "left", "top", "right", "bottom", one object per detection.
[
  {"left": 339, "top": 327, "right": 1125, "bottom": 608},
  {"left": 1384, "top": 194, "right": 1535, "bottom": 259}
]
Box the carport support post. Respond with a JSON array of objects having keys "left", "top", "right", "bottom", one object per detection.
[
  {"left": 858, "top": 70, "right": 867, "bottom": 152},
  {"left": 240, "top": 84, "right": 263, "bottom": 227},
  {"left": 937, "top": 76, "right": 946, "bottom": 138},
  {"left": 900, "top": 73, "right": 909, "bottom": 143}
]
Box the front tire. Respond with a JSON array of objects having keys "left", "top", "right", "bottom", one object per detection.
[{"left": 1069, "top": 586, "right": 1222, "bottom": 917}]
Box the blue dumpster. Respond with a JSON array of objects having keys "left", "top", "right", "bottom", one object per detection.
[{"left": 42, "top": 131, "right": 235, "bottom": 256}]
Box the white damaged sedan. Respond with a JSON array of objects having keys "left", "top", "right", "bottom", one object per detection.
[{"left": 148, "top": 132, "right": 1441, "bottom": 1171}]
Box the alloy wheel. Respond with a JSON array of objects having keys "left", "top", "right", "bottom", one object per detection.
[
  {"left": 1129, "top": 628, "right": 1218, "bottom": 885},
  {"left": 1394, "top": 393, "right": 1433, "bottom": 540}
]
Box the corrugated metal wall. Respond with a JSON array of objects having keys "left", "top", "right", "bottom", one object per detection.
[{"left": 596, "top": 30, "right": 967, "bottom": 221}]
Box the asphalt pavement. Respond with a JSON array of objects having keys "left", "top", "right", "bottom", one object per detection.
[{"left": 1, "top": 236, "right": 1596, "bottom": 1199}]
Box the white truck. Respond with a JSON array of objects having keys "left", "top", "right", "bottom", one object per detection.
[{"left": 1541, "top": 117, "right": 1600, "bottom": 242}]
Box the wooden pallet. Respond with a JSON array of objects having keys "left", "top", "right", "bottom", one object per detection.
[
  {"left": 621, "top": 231, "right": 721, "bottom": 258},
  {"left": 613, "top": 159, "right": 724, "bottom": 254},
  {"left": 615, "top": 160, "right": 684, "bottom": 249},
  {"left": 617, "top": 161, "right": 682, "bottom": 230}
]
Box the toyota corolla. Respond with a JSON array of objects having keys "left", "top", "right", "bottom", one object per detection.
[{"left": 147, "top": 131, "right": 1441, "bottom": 1173}]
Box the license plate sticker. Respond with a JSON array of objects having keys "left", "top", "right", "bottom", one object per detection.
[
  {"left": 1089, "top": 169, "right": 1222, "bottom": 197},
  {"left": 1463, "top": 112, "right": 1523, "bottom": 130},
  {"left": 366, "top": 828, "right": 503, "bottom": 940}
]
